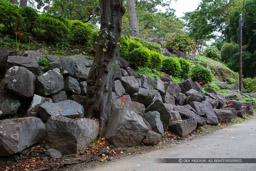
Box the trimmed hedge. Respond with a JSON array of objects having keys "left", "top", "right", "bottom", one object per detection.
[
  {"left": 128, "top": 47, "right": 151, "bottom": 68},
  {"left": 204, "top": 46, "right": 221, "bottom": 60},
  {"left": 162, "top": 58, "right": 182, "bottom": 77},
  {"left": 191, "top": 64, "right": 213, "bottom": 84},
  {"left": 178, "top": 58, "right": 191, "bottom": 79}
]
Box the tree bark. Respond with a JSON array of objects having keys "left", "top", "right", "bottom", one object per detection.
[
  {"left": 126, "top": 0, "right": 139, "bottom": 36},
  {"left": 20, "top": 0, "right": 28, "bottom": 7},
  {"left": 9, "top": 0, "right": 18, "bottom": 4},
  {"left": 85, "top": 0, "right": 125, "bottom": 132}
]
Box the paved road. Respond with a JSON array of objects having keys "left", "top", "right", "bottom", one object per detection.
[{"left": 83, "top": 116, "right": 256, "bottom": 171}]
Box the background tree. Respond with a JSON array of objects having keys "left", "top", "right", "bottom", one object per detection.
[
  {"left": 126, "top": 0, "right": 139, "bottom": 36},
  {"left": 85, "top": 0, "right": 125, "bottom": 131}
]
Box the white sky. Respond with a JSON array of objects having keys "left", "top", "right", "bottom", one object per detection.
[{"left": 171, "top": 0, "right": 201, "bottom": 18}]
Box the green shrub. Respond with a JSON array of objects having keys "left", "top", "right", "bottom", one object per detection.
[
  {"left": 128, "top": 48, "right": 151, "bottom": 68},
  {"left": 118, "top": 37, "right": 130, "bottom": 60},
  {"left": 39, "top": 57, "right": 50, "bottom": 66},
  {"left": 162, "top": 58, "right": 182, "bottom": 77},
  {"left": 178, "top": 58, "right": 191, "bottom": 79},
  {"left": 164, "top": 34, "right": 197, "bottom": 54},
  {"left": 128, "top": 40, "right": 142, "bottom": 51},
  {"left": 0, "top": 0, "right": 22, "bottom": 34},
  {"left": 204, "top": 46, "right": 221, "bottom": 60},
  {"left": 150, "top": 51, "right": 162, "bottom": 69},
  {"left": 132, "top": 37, "right": 162, "bottom": 53},
  {"left": 34, "top": 15, "right": 69, "bottom": 42},
  {"left": 136, "top": 67, "right": 163, "bottom": 79},
  {"left": 70, "top": 20, "right": 95, "bottom": 51},
  {"left": 191, "top": 64, "right": 213, "bottom": 84},
  {"left": 18, "top": 6, "right": 39, "bottom": 33},
  {"left": 221, "top": 43, "right": 239, "bottom": 61},
  {"left": 243, "top": 77, "right": 256, "bottom": 93}
]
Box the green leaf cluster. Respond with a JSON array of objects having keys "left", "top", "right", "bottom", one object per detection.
[{"left": 191, "top": 64, "right": 213, "bottom": 84}]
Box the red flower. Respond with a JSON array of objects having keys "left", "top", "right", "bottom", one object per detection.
[
  {"left": 28, "top": 35, "right": 32, "bottom": 38},
  {"left": 163, "top": 72, "right": 166, "bottom": 75},
  {"left": 204, "top": 84, "right": 207, "bottom": 87},
  {"left": 15, "top": 32, "right": 19, "bottom": 34},
  {"left": 224, "top": 60, "right": 226, "bottom": 63},
  {"left": 227, "top": 103, "right": 233, "bottom": 107},
  {"left": 120, "top": 96, "right": 127, "bottom": 101},
  {"left": 19, "top": 32, "right": 24, "bottom": 36},
  {"left": 199, "top": 82, "right": 203, "bottom": 84}
]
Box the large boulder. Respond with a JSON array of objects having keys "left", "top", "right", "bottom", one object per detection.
[
  {"left": 0, "top": 117, "right": 46, "bottom": 156},
  {"left": 140, "top": 74, "right": 153, "bottom": 90},
  {"left": 178, "top": 78, "right": 197, "bottom": 93},
  {"left": 241, "top": 102, "right": 253, "bottom": 115},
  {"left": 7, "top": 56, "right": 39, "bottom": 74},
  {"left": 52, "top": 91, "right": 67, "bottom": 102},
  {"left": 3, "top": 66, "right": 35, "bottom": 98},
  {"left": 206, "top": 93, "right": 226, "bottom": 109},
  {"left": 185, "top": 89, "right": 205, "bottom": 103},
  {"left": 190, "top": 101, "right": 206, "bottom": 117},
  {"left": 228, "top": 100, "right": 242, "bottom": 110},
  {"left": 142, "top": 111, "right": 164, "bottom": 135},
  {"left": 174, "top": 106, "right": 206, "bottom": 127},
  {"left": 166, "top": 81, "right": 181, "bottom": 97},
  {"left": 205, "top": 96, "right": 219, "bottom": 108},
  {"left": 146, "top": 99, "right": 172, "bottom": 125},
  {"left": 117, "top": 56, "right": 129, "bottom": 68},
  {"left": 126, "top": 67, "right": 138, "bottom": 78},
  {"left": 64, "top": 76, "right": 81, "bottom": 95},
  {"left": 153, "top": 78, "right": 165, "bottom": 95},
  {"left": 169, "top": 118, "right": 197, "bottom": 137},
  {"left": 23, "top": 50, "right": 43, "bottom": 62},
  {"left": 142, "top": 131, "right": 162, "bottom": 145},
  {"left": 80, "top": 81, "right": 87, "bottom": 95},
  {"left": 113, "top": 80, "right": 125, "bottom": 97},
  {"left": 0, "top": 47, "right": 17, "bottom": 74},
  {"left": 202, "top": 101, "right": 219, "bottom": 125},
  {"left": 132, "top": 88, "right": 162, "bottom": 107},
  {"left": 0, "top": 91, "right": 21, "bottom": 117},
  {"left": 47, "top": 56, "right": 91, "bottom": 80},
  {"left": 38, "top": 100, "right": 84, "bottom": 121},
  {"left": 46, "top": 116, "right": 99, "bottom": 154},
  {"left": 120, "top": 76, "right": 140, "bottom": 94},
  {"left": 213, "top": 109, "right": 237, "bottom": 123},
  {"left": 36, "top": 70, "right": 64, "bottom": 96},
  {"left": 176, "top": 93, "right": 186, "bottom": 105},
  {"left": 162, "top": 92, "right": 175, "bottom": 105},
  {"left": 112, "top": 98, "right": 145, "bottom": 115},
  {"left": 26, "top": 94, "right": 52, "bottom": 116},
  {"left": 106, "top": 109, "right": 149, "bottom": 147}
]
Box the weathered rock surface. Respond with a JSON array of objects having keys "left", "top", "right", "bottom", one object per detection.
[
  {"left": 237, "top": 109, "right": 247, "bottom": 118},
  {"left": 7, "top": 56, "right": 39, "bottom": 74},
  {"left": 64, "top": 76, "right": 81, "bottom": 95},
  {"left": 142, "top": 111, "right": 164, "bottom": 135},
  {"left": 132, "top": 88, "right": 162, "bottom": 107},
  {"left": 241, "top": 102, "right": 253, "bottom": 115},
  {"left": 120, "top": 76, "right": 140, "bottom": 94},
  {"left": 52, "top": 91, "right": 67, "bottom": 102},
  {"left": 80, "top": 81, "right": 87, "bottom": 95},
  {"left": 169, "top": 118, "right": 197, "bottom": 137},
  {"left": 140, "top": 74, "right": 153, "bottom": 90},
  {"left": 174, "top": 106, "right": 206, "bottom": 127},
  {"left": 71, "top": 95, "right": 86, "bottom": 105},
  {"left": 106, "top": 109, "right": 149, "bottom": 147},
  {"left": 185, "top": 89, "right": 205, "bottom": 103},
  {"left": 0, "top": 91, "right": 21, "bottom": 116},
  {"left": 166, "top": 81, "right": 181, "bottom": 97},
  {"left": 38, "top": 100, "right": 84, "bottom": 121},
  {"left": 213, "top": 109, "right": 236, "bottom": 123},
  {"left": 176, "top": 93, "right": 186, "bottom": 105},
  {"left": 26, "top": 94, "right": 52, "bottom": 116},
  {"left": 0, "top": 47, "right": 17, "bottom": 73},
  {"left": 0, "top": 117, "right": 46, "bottom": 156},
  {"left": 112, "top": 98, "right": 145, "bottom": 115},
  {"left": 46, "top": 116, "right": 99, "bottom": 154},
  {"left": 142, "top": 131, "right": 162, "bottom": 145},
  {"left": 162, "top": 92, "right": 175, "bottom": 105},
  {"left": 23, "top": 50, "right": 43, "bottom": 62},
  {"left": 202, "top": 101, "right": 219, "bottom": 125},
  {"left": 113, "top": 80, "right": 125, "bottom": 97},
  {"left": 3, "top": 66, "right": 35, "bottom": 98},
  {"left": 228, "top": 100, "right": 242, "bottom": 110},
  {"left": 190, "top": 101, "right": 206, "bottom": 117},
  {"left": 36, "top": 70, "right": 64, "bottom": 96},
  {"left": 153, "top": 78, "right": 165, "bottom": 95},
  {"left": 178, "top": 78, "right": 197, "bottom": 93}
]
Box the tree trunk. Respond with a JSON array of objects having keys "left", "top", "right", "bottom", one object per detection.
[
  {"left": 85, "top": 0, "right": 125, "bottom": 132},
  {"left": 9, "top": 0, "right": 18, "bottom": 4},
  {"left": 126, "top": 0, "right": 139, "bottom": 36},
  {"left": 20, "top": 0, "right": 28, "bottom": 7}
]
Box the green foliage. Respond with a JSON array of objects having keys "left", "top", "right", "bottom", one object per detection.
[
  {"left": 70, "top": 20, "right": 96, "bottom": 51},
  {"left": 150, "top": 51, "right": 162, "bottom": 69},
  {"left": 0, "top": 0, "right": 22, "bottom": 34},
  {"left": 191, "top": 64, "right": 213, "bottom": 84},
  {"left": 128, "top": 48, "right": 151, "bottom": 68},
  {"left": 34, "top": 15, "right": 70, "bottom": 43},
  {"left": 136, "top": 67, "right": 164, "bottom": 79},
  {"left": 39, "top": 57, "right": 50, "bottom": 66},
  {"left": 162, "top": 58, "right": 182, "bottom": 77},
  {"left": 209, "top": 83, "right": 221, "bottom": 91},
  {"left": 18, "top": 6, "right": 39, "bottom": 33},
  {"left": 178, "top": 58, "right": 191, "bottom": 79},
  {"left": 229, "top": 78, "right": 236, "bottom": 84},
  {"left": 131, "top": 37, "right": 162, "bottom": 53},
  {"left": 243, "top": 77, "right": 256, "bottom": 93},
  {"left": 204, "top": 46, "right": 221, "bottom": 60},
  {"left": 164, "top": 34, "right": 197, "bottom": 54}
]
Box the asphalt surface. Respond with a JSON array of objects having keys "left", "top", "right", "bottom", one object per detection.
[{"left": 82, "top": 116, "right": 256, "bottom": 171}]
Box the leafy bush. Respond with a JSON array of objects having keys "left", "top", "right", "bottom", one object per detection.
[
  {"left": 128, "top": 40, "right": 142, "bottom": 51},
  {"left": 0, "top": 0, "right": 22, "bottom": 34},
  {"left": 164, "top": 34, "right": 197, "bottom": 54},
  {"left": 70, "top": 20, "right": 96, "bottom": 50},
  {"left": 204, "top": 46, "right": 221, "bottom": 60},
  {"left": 128, "top": 48, "right": 151, "bottom": 68},
  {"left": 39, "top": 57, "right": 50, "bottom": 66},
  {"left": 132, "top": 37, "right": 162, "bottom": 53},
  {"left": 178, "top": 58, "right": 191, "bottom": 79},
  {"left": 191, "top": 64, "right": 213, "bottom": 84},
  {"left": 136, "top": 67, "right": 163, "bottom": 79},
  {"left": 162, "top": 57, "right": 182, "bottom": 77},
  {"left": 18, "top": 6, "right": 39, "bottom": 33},
  {"left": 243, "top": 77, "right": 256, "bottom": 93},
  {"left": 34, "top": 15, "right": 70, "bottom": 42},
  {"left": 150, "top": 51, "right": 162, "bottom": 69}
]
